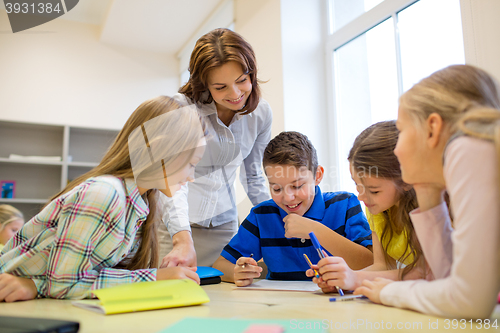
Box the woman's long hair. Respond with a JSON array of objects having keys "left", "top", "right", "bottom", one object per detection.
[
  {"left": 179, "top": 28, "right": 261, "bottom": 114},
  {"left": 348, "top": 121, "right": 422, "bottom": 279},
  {"left": 47, "top": 96, "right": 206, "bottom": 270}
]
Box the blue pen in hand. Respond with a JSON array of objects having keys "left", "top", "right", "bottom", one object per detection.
[{"left": 309, "top": 231, "right": 345, "bottom": 296}]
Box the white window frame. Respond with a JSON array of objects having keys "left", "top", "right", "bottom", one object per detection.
[{"left": 324, "top": 0, "right": 418, "bottom": 189}]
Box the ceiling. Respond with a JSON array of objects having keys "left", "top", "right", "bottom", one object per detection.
[{"left": 56, "top": 0, "right": 223, "bottom": 55}]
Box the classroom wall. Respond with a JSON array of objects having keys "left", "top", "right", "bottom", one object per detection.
[
  {"left": 234, "top": 0, "right": 284, "bottom": 138},
  {"left": 3, "top": 0, "right": 498, "bottom": 222},
  {"left": 461, "top": 0, "right": 500, "bottom": 82},
  {"left": 233, "top": 0, "right": 285, "bottom": 222},
  {"left": 0, "top": 11, "right": 179, "bottom": 130},
  {"left": 232, "top": 0, "right": 334, "bottom": 220},
  {"left": 280, "top": 0, "right": 331, "bottom": 190}
]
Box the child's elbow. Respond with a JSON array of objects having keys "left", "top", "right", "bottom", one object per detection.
[
  {"left": 456, "top": 297, "right": 497, "bottom": 320},
  {"left": 360, "top": 247, "right": 375, "bottom": 267},
  {"left": 449, "top": 303, "right": 496, "bottom": 320},
  {"left": 468, "top": 307, "right": 496, "bottom": 320},
  {"left": 444, "top": 288, "right": 498, "bottom": 319}
]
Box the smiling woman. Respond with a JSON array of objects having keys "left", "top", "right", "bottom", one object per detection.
[
  {"left": 206, "top": 61, "right": 253, "bottom": 126},
  {"left": 158, "top": 28, "right": 274, "bottom": 268}
]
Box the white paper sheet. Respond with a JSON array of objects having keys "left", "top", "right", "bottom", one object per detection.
[{"left": 234, "top": 280, "right": 320, "bottom": 292}]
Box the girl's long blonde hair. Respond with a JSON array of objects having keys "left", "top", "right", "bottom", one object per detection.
[
  {"left": 400, "top": 64, "right": 500, "bottom": 190},
  {"left": 47, "top": 96, "right": 206, "bottom": 270},
  {"left": 0, "top": 204, "right": 24, "bottom": 231},
  {"left": 348, "top": 121, "right": 421, "bottom": 279},
  {"left": 400, "top": 64, "right": 500, "bottom": 278}
]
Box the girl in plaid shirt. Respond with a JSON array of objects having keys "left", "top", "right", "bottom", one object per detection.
[{"left": 0, "top": 96, "right": 207, "bottom": 301}]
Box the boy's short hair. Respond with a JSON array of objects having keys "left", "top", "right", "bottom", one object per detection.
[{"left": 263, "top": 131, "right": 318, "bottom": 173}]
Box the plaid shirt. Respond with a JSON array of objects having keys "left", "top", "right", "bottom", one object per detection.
[{"left": 0, "top": 176, "right": 156, "bottom": 299}]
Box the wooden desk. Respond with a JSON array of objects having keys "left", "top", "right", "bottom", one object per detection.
[{"left": 1, "top": 282, "right": 499, "bottom": 333}]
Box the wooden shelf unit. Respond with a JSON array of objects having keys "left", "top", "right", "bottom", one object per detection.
[{"left": 0, "top": 120, "right": 119, "bottom": 221}]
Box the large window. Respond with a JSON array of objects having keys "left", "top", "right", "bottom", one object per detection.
[
  {"left": 329, "top": 0, "right": 385, "bottom": 32},
  {"left": 327, "top": 0, "right": 465, "bottom": 194}
]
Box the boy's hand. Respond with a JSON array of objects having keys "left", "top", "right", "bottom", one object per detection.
[
  {"left": 283, "top": 214, "right": 318, "bottom": 239},
  {"left": 234, "top": 257, "right": 262, "bottom": 287},
  {"left": 0, "top": 273, "right": 37, "bottom": 302}
]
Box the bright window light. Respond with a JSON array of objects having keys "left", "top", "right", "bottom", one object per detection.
[
  {"left": 334, "top": 18, "right": 399, "bottom": 193},
  {"left": 330, "top": 0, "right": 386, "bottom": 32},
  {"left": 398, "top": 0, "right": 465, "bottom": 91}
]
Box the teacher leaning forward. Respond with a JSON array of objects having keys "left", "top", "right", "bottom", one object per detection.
[{"left": 158, "top": 28, "right": 273, "bottom": 267}]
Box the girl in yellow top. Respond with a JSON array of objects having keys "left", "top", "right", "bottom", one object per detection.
[
  {"left": 308, "top": 121, "right": 428, "bottom": 292},
  {"left": 0, "top": 205, "right": 24, "bottom": 253},
  {"left": 365, "top": 208, "right": 413, "bottom": 267}
]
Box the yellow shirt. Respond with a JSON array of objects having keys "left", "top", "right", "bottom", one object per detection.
[
  {"left": 366, "top": 208, "right": 414, "bottom": 265},
  {"left": 0, "top": 243, "right": 4, "bottom": 253}
]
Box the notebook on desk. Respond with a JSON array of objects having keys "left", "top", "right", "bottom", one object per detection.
[
  {"left": 197, "top": 266, "right": 223, "bottom": 285},
  {"left": 72, "top": 279, "right": 209, "bottom": 315},
  {"left": 0, "top": 316, "right": 79, "bottom": 333}
]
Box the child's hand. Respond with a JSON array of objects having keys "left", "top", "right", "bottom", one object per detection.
[
  {"left": 283, "top": 214, "right": 318, "bottom": 239},
  {"left": 0, "top": 273, "right": 37, "bottom": 302},
  {"left": 353, "top": 277, "right": 392, "bottom": 304},
  {"left": 234, "top": 257, "right": 262, "bottom": 287},
  {"left": 156, "top": 266, "right": 200, "bottom": 284},
  {"left": 305, "top": 265, "right": 338, "bottom": 294},
  {"left": 316, "top": 256, "right": 359, "bottom": 291},
  {"left": 412, "top": 183, "right": 446, "bottom": 212}
]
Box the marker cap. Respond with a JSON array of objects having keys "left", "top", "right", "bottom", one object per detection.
[{"left": 309, "top": 232, "right": 322, "bottom": 251}]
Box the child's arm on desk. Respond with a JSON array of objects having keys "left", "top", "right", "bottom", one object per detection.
[
  {"left": 0, "top": 273, "right": 37, "bottom": 302},
  {"left": 213, "top": 255, "right": 262, "bottom": 286},
  {"left": 306, "top": 232, "right": 426, "bottom": 292},
  {"left": 283, "top": 214, "right": 373, "bottom": 270}
]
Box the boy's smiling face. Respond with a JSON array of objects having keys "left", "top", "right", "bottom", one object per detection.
[{"left": 265, "top": 164, "right": 324, "bottom": 216}]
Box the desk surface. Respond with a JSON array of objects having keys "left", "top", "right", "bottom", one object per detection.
[{"left": 1, "top": 282, "right": 499, "bottom": 333}]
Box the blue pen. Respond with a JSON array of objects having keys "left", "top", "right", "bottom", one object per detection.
[
  {"left": 329, "top": 295, "right": 368, "bottom": 302},
  {"left": 309, "top": 231, "right": 345, "bottom": 296}
]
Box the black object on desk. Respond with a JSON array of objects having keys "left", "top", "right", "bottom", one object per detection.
[
  {"left": 197, "top": 266, "right": 223, "bottom": 286},
  {"left": 200, "top": 276, "right": 222, "bottom": 285},
  {"left": 0, "top": 316, "right": 79, "bottom": 333}
]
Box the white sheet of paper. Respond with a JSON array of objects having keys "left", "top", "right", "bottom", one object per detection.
[{"left": 234, "top": 280, "right": 320, "bottom": 292}]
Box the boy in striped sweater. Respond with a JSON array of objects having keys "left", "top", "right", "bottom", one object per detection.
[{"left": 213, "top": 131, "right": 373, "bottom": 286}]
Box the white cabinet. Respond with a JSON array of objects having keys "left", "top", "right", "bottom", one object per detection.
[{"left": 0, "top": 120, "right": 119, "bottom": 221}]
